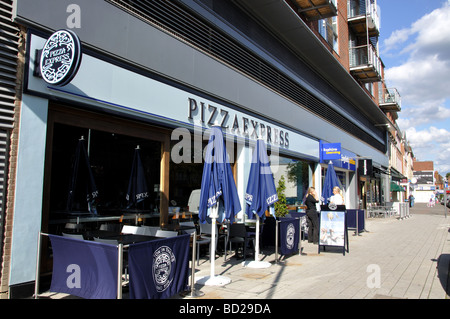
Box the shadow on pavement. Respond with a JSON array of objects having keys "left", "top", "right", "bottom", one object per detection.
[{"left": 437, "top": 254, "right": 450, "bottom": 297}]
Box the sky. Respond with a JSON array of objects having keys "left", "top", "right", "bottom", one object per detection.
[{"left": 377, "top": 0, "right": 450, "bottom": 178}]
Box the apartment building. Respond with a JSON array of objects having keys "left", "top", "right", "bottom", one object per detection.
[{"left": 1, "top": 0, "right": 409, "bottom": 298}]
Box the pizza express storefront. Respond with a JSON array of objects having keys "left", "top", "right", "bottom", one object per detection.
[{"left": 10, "top": 30, "right": 321, "bottom": 289}]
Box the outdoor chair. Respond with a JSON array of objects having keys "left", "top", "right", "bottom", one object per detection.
[
  {"left": 200, "top": 222, "right": 226, "bottom": 255},
  {"left": 121, "top": 225, "right": 140, "bottom": 234},
  {"left": 64, "top": 222, "right": 85, "bottom": 232},
  {"left": 93, "top": 237, "right": 119, "bottom": 245},
  {"left": 194, "top": 222, "right": 215, "bottom": 265},
  {"left": 62, "top": 232, "right": 84, "bottom": 240},
  {"left": 139, "top": 226, "right": 160, "bottom": 236},
  {"left": 385, "top": 202, "right": 396, "bottom": 217},
  {"left": 225, "top": 223, "right": 255, "bottom": 261},
  {"left": 99, "top": 223, "right": 121, "bottom": 232},
  {"left": 155, "top": 230, "right": 178, "bottom": 238}
]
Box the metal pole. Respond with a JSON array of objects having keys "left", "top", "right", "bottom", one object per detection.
[
  {"left": 117, "top": 244, "right": 123, "bottom": 299},
  {"left": 190, "top": 232, "right": 196, "bottom": 296},
  {"left": 298, "top": 217, "right": 302, "bottom": 256},
  {"left": 275, "top": 220, "right": 279, "bottom": 264},
  {"left": 445, "top": 190, "right": 448, "bottom": 219},
  {"left": 34, "top": 231, "right": 42, "bottom": 299}
]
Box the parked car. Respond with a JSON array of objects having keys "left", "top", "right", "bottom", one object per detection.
[{"left": 442, "top": 197, "right": 450, "bottom": 208}]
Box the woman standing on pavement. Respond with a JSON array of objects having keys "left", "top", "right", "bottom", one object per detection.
[{"left": 305, "top": 187, "right": 320, "bottom": 244}]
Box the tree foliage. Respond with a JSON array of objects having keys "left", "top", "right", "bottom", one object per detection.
[{"left": 275, "top": 175, "right": 289, "bottom": 217}]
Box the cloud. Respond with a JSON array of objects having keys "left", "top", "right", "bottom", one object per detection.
[
  {"left": 385, "top": 2, "right": 450, "bottom": 125},
  {"left": 405, "top": 126, "right": 450, "bottom": 174},
  {"left": 397, "top": 102, "right": 450, "bottom": 127},
  {"left": 382, "top": 28, "right": 412, "bottom": 54},
  {"left": 382, "top": 3, "right": 450, "bottom": 175}
]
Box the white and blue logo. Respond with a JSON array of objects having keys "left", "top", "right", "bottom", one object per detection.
[
  {"left": 286, "top": 223, "right": 295, "bottom": 250},
  {"left": 39, "top": 29, "right": 82, "bottom": 86},
  {"left": 152, "top": 246, "right": 176, "bottom": 292}
]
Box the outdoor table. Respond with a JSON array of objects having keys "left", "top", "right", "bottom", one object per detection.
[
  {"left": 83, "top": 229, "right": 119, "bottom": 240},
  {"left": 163, "top": 224, "right": 196, "bottom": 234},
  {"left": 99, "top": 234, "right": 159, "bottom": 245}
]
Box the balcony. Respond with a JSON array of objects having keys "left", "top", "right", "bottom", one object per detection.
[
  {"left": 380, "top": 88, "right": 401, "bottom": 112},
  {"left": 349, "top": 44, "right": 382, "bottom": 82},
  {"left": 293, "top": 0, "right": 337, "bottom": 21},
  {"left": 348, "top": 0, "right": 380, "bottom": 37}
]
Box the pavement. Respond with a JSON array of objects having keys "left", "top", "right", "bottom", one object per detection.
[{"left": 39, "top": 202, "right": 450, "bottom": 300}]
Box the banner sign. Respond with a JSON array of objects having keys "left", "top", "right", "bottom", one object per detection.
[
  {"left": 128, "top": 234, "right": 190, "bottom": 299},
  {"left": 340, "top": 149, "right": 356, "bottom": 171},
  {"left": 320, "top": 141, "right": 341, "bottom": 161},
  {"left": 358, "top": 159, "right": 373, "bottom": 176},
  {"left": 319, "top": 205, "right": 347, "bottom": 253},
  {"left": 279, "top": 217, "right": 299, "bottom": 256},
  {"left": 346, "top": 209, "right": 364, "bottom": 234},
  {"left": 49, "top": 235, "right": 118, "bottom": 299}
]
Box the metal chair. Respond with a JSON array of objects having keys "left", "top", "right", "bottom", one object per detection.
[
  {"left": 121, "top": 225, "right": 140, "bottom": 234},
  {"left": 195, "top": 222, "right": 213, "bottom": 265},
  {"left": 139, "top": 226, "right": 160, "bottom": 236},
  {"left": 93, "top": 237, "right": 118, "bottom": 245},
  {"left": 225, "top": 223, "right": 255, "bottom": 261},
  {"left": 62, "top": 232, "right": 85, "bottom": 240},
  {"left": 155, "top": 230, "right": 178, "bottom": 238}
]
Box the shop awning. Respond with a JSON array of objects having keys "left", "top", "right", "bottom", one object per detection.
[{"left": 390, "top": 182, "right": 405, "bottom": 192}]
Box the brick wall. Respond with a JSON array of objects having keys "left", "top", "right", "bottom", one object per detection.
[{"left": 0, "top": 26, "right": 25, "bottom": 300}]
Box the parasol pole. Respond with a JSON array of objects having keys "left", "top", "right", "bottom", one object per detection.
[
  {"left": 255, "top": 214, "right": 260, "bottom": 262},
  {"left": 210, "top": 206, "right": 217, "bottom": 280},
  {"left": 198, "top": 203, "right": 231, "bottom": 286}
]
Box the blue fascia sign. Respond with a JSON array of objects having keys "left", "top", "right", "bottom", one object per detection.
[
  {"left": 320, "top": 141, "right": 341, "bottom": 161},
  {"left": 319, "top": 141, "right": 356, "bottom": 171}
]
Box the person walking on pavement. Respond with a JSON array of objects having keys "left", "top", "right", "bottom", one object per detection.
[{"left": 305, "top": 187, "right": 320, "bottom": 244}]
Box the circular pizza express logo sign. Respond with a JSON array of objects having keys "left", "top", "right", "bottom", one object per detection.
[{"left": 40, "top": 29, "right": 82, "bottom": 86}]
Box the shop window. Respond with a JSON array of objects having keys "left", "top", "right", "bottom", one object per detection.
[
  {"left": 272, "top": 156, "right": 312, "bottom": 206},
  {"left": 168, "top": 134, "right": 237, "bottom": 212},
  {"left": 49, "top": 123, "right": 161, "bottom": 218},
  {"left": 169, "top": 139, "right": 204, "bottom": 210}
]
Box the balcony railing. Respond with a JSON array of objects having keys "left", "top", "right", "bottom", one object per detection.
[
  {"left": 293, "top": 0, "right": 337, "bottom": 20},
  {"left": 349, "top": 44, "right": 382, "bottom": 82},
  {"left": 348, "top": 0, "right": 380, "bottom": 36},
  {"left": 380, "top": 88, "right": 401, "bottom": 112}
]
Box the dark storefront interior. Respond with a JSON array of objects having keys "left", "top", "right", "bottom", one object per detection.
[
  {"left": 49, "top": 123, "right": 162, "bottom": 217},
  {"left": 44, "top": 105, "right": 211, "bottom": 235}
]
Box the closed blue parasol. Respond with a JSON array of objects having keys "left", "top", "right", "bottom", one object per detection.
[
  {"left": 198, "top": 126, "right": 241, "bottom": 224},
  {"left": 197, "top": 125, "right": 241, "bottom": 286},
  {"left": 67, "top": 137, "right": 99, "bottom": 214},
  {"left": 126, "top": 146, "right": 149, "bottom": 209},
  {"left": 321, "top": 161, "right": 340, "bottom": 205},
  {"left": 244, "top": 138, "right": 278, "bottom": 268}
]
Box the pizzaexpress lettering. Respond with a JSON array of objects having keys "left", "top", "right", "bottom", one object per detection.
[
  {"left": 188, "top": 97, "right": 289, "bottom": 148},
  {"left": 43, "top": 48, "right": 70, "bottom": 65}
]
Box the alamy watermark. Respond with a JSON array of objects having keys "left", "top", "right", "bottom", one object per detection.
[
  {"left": 66, "top": 264, "right": 81, "bottom": 289},
  {"left": 366, "top": 264, "right": 381, "bottom": 289},
  {"left": 170, "top": 125, "right": 280, "bottom": 173},
  {"left": 66, "top": 4, "right": 81, "bottom": 29}
]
